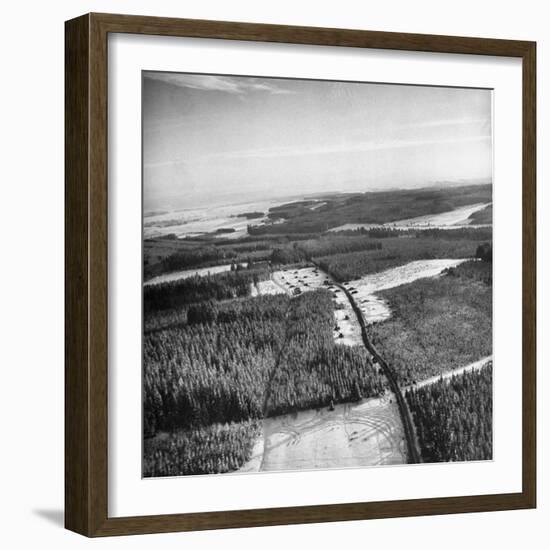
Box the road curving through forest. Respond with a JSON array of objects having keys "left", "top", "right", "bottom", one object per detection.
[{"left": 332, "top": 279, "right": 421, "bottom": 464}]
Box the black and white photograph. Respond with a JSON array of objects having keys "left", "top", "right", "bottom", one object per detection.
[{"left": 142, "top": 71, "right": 493, "bottom": 477}]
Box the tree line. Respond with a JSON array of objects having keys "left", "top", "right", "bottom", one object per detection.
[
  {"left": 269, "top": 236, "right": 383, "bottom": 266},
  {"left": 158, "top": 244, "right": 237, "bottom": 272},
  {"left": 144, "top": 420, "right": 261, "bottom": 477},
  {"left": 144, "top": 267, "right": 270, "bottom": 312},
  {"left": 405, "top": 363, "right": 492, "bottom": 462},
  {"left": 335, "top": 227, "right": 492, "bottom": 241},
  {"left": 317, "top": 236, "right": 488, "bottom": 281}
]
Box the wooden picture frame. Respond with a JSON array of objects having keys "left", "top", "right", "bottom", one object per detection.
[{"left": 65, "top": 12, "right": 536, "bottom": 537}]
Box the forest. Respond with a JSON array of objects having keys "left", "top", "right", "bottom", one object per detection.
[
  {"left": 405, "top": 364, "right": 493, "bottom": 462},
  {"left": 143, "top": 184, "right": 494, "bottom": 476},
  {"left": 317, "top": 232, "right": 490, "bottom": 281},
  {"left": 369, "top": 260, "right": 492, "bottom": 385},
  {"left": 248, "top": 183, "right": 491, "bottom": 235},
  {"left": 144, "top": 420, "right": 261, "bottom": 477},
  {"left": 144, "top": 236, "right": 276, "bottom": 280},
  {"left": 264, "top": 228, "right": 491, "bottom": 274},
  {"left": 144, "top": 267, "right": 270, "bottom": 312},
  {"left": 269, "top": 236, "right": 383, "bottom": 265},
  {"left": 144, "top": 195, "right": 491, "bottom": 284},
  {"left": 468, "top": 203, "right": 492, "bottom": 224},
  {"left": 265, "top": 292, "right": 384, "bottom": 416},
  {"left": 143, "top": 290, "right": 385, "bottom": 476}
]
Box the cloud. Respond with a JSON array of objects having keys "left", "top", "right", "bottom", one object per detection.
[
  {"left": 144, "top": 159, "right": 189, "bottom": 169},
  {"left": 402, "top": 117, "right": 490, "bottom": 129},
  {"left": 199, "top": 134, "right": 491, "bottom": 163},
  {"left": 144, "top": 73, "right": 294, "bottom": 96}
]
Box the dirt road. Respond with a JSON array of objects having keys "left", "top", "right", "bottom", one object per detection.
[
  {"left": 334, "top": 279, "right": 421, "bottom": 464},
  {"left": 241, "top": 265, "right": 408, "bottom": 472},
  {"left": 242, "top": 260, "right": 477, "bottom": 472}
]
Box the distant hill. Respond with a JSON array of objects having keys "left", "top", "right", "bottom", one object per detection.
[{"left": 249, "top": 183, "right": 492, "bottom": 235}]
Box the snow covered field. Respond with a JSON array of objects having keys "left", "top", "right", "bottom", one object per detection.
[
  {"left": 347, "top": 258, "right": 469, "bottom": 324},
  {"left": 329, "top": 202, "right": 491, "bottom": 233},
  {"left": 143, "top": 198, "right": 283, "bottom": 239},
  {"left": 256, "top": 267, "right": 361, "bottom": 346},
  {"left": 391, "top": 202, "right": 491, "bottom": 228},
  {"left": 251, "top": 279, "right": 285, "bottom": 297},
  {"left": 241, "top": 258, "right": 482, "bottom": 472},
  {"left": 145, "top": 263, "right": 245, "bottom": 286},
  {"left": 240, "top": 392, "right": 406, "bottom": 472}
]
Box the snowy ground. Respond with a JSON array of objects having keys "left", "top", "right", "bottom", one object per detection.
[
  {"left": 401, "top": 356, "right": 492, "bottom": 394},
  {"left": 347, "top": 258, "right": 469, "bottom": 324},
  {"left": 239, "top": 392, "right": 406, "bottom": 473},
  {"left": 235, "top": 435, "right": 265, "bottom": 474},
  {"left": 272, "top": 266, "right": 331, "bottom": 294},
  {"left": 329, "top": 202, "right": 491, "bottom": 233},
  {"left": 251, "top": 279, "right": 285, "bottom": 297},
  {"left": 239, "top": 350, "right": 491, "bottom": 474},
  {"left": 145, "top": 263, "right": 245, "bottom": 286},
  {"left": 255, "top": 267, "right": 361, "bottom": 346},
  {"left": 256, "top": 260, "right": 468, "bottom": 341},
  {"left": 143, "top": 198, "right": 283, "bottom": 239},
  {"left": 333, "top": 288, "right": 363, "bottom": 346},
  {"left": 391, "top": 202, "right": 491, "bottom": 228},
  {"left": 240, "top": 259, "right": 481, "bottom": 473}
]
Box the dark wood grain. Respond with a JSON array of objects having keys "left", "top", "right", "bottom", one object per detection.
[
  {"left": 521, "top": 42, "right": 537, "bottom": 509},
  {"left": 65, "top": 14, "right": 90, "bottom": 535},
  {"left": 92, "top": 12, "right": 533, "bottom": 56},
  {"left": 65, "top": 12, "right": 537, "bottom": 537}
]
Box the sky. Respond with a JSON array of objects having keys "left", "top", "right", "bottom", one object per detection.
[{"left": 143, "top": 72, "right": 492, "bottom": 212}]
